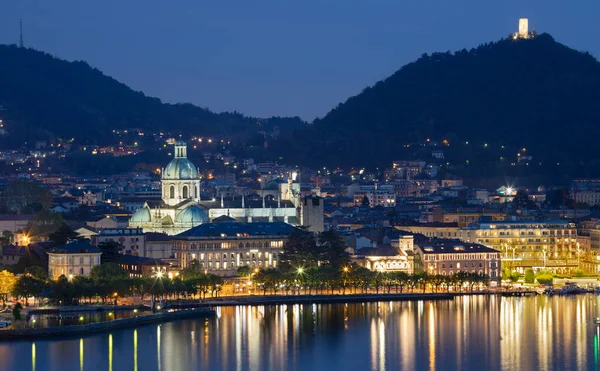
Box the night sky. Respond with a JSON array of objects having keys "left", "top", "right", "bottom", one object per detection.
[{"left": 1, "top": 1, "right": 599, "bottom": 120}]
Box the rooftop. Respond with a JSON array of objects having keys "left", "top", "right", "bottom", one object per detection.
[
  {"left": 48, "top": 241, "right": 102, "bottom": 254},
  {"left": 176, "top": 222, "right": 295, "bottom": 238},
  {"left": 416, "top": 239, "right": 499, "bottom": 254},
  {"left": 118, "top": 254, "right": 169, "bottom": 266}
]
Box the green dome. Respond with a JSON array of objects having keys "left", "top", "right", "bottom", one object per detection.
[
  {"left": 130, "top": 207, "right": 151, "bottom": 223},
  {"left": 176, "top": 206, "right": 208, "bottom": 224},
  {"left": 163, "top": 158, "right": 199, "bottom": 180}
]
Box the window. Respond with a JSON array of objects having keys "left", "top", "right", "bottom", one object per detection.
[
  {"left": 170, "top": 185, "right": 175, "bottom": 199},
  {"left": 80, "top": 257, "right": 84, "bottom": 264},
  {"left": 80, "top": 268, "right": 84, "bottom": 275},
  {"left": 183, "top": 186, "right": 188, "bottom": 199},
  {"left": 195, "top": 186, "right": 198, "bottom": 198}
]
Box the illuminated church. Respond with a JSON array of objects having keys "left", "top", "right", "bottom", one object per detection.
[{"left": 129, "top": 141, "right": 299, "bottom": 235}]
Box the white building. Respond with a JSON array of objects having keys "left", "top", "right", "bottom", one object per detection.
[{"left": 129, "top": 141, "right": 299, "bottom": 235}]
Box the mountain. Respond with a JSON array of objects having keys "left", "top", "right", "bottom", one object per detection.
[
  {"left": 275, "top": 33, "right": 600, "bottom": 173},
  {"left": 0, "top": 44, "right": 305, "bottom": 147}
]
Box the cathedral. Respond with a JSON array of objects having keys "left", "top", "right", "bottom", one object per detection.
[{"left": 129, "top": 141, "right": 300, "bottom": 235}]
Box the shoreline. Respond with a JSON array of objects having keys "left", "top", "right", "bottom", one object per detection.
[
  {"left": 0, "top": 307, "right": 215, "bottom": 341},
  {"left": 202, "top": 292, "right": 455, "bottom": 306},
  {"left": 0, "top": 291, "right": 535, "bottom": 340}
]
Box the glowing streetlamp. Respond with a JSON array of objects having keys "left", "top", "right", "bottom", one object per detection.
[{"left": 342, "top": 266, "right": 350, "bottom": 294}]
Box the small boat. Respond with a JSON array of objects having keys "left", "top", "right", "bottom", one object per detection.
[{"left": 560, "top": 283, "right": 583, "bottom": 295}]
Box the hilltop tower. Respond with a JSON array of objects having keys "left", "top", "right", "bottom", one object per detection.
[{"left": 513, "top": 18, "right": 533, "bottom": 40}]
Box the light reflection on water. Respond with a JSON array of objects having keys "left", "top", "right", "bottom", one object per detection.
[{"left": 2, "top": 295, "right": 600, "bottom": 371}]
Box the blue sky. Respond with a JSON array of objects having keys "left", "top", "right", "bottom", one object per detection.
[{"left": 1, "top": 1, "right": 599, "bottom": 120}]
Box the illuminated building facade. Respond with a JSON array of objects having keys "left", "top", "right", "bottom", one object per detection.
[
  {"left": 129, "top": 141, "right": 298, "bottom": 235},
  {"left": 47, "top": 241, "right": 102, "bottom": 280},
  {"left": 400, "top": 220, "right": 579, "bottom": 274},
  {"left": 173, "top": 222, "right": 294, "bottom": 275},
  {"left": 415, "top": 241, "right": 501, "bottom": 280}
]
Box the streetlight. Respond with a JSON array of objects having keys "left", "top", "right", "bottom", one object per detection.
[{"left": 342, "top": 266, "right": 350, "bottom": 294}]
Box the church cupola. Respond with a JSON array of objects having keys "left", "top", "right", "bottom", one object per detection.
[
  {"left": 162, "top": 140, "right": 201, "bottom": 206},
  {"left": 174, "top": 140, "right": 187, "bottom": 158}
]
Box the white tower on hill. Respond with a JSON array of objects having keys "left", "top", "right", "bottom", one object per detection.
[{"left": 513, "top": 18, "right": 532, "bottom": 40}]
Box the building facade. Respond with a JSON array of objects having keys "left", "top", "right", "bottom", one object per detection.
[
  {"left": 93, "top": 227, "right": 145, "bottom": 256},
  {"left": 47, "top": 242, "right": 102, "bottom": 280},
  {"left": 301, "top": 196, "right": 325, "bottom": 233},
  {"left": 173, "top": 222, "right": 294, "bottom": 276},
  {"left": 400, "top": 220, "right": 578, "bottom": 274},
  {"left": 129, "top": 141, "right": 299, "bottom": 235},
  {"left": 414, "top": 241, "right": 501, "bottom": 281}
]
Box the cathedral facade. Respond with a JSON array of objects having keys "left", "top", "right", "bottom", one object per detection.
[{"left": 129, "top": 141, "right": 299, "bottom": 235}]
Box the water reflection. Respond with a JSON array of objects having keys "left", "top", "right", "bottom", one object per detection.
[
  {"left": 32, "top": 342, "right": 36, "bottom": 371},
  {"left": 79, "top": 339, "right": 83, "bottom": 371},
  {"left": 3, "top": 295, "right": 600, "bottom": 370}
]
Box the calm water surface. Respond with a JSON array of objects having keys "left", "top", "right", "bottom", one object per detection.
[{"left": 1, "top": 295, "right": 600, "bottom": 371}]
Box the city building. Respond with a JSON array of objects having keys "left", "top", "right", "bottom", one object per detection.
[
  {"left": 414, "top": 239, "right": 501, "bottom": 282},
  {"left": 300, "top": 196, "right": 325, "bottom": 233},
  {"left": 92, "top": 228, "right": 145, "bottom": 256},
  {"left": 353, "top": 184, "right": 396, "bottom": 207},
  {"left": 431, "top": 209, "right": 507, "bottom": 227},
  {"left": 173, "top": 222, "right": 294, "bottom": 275},
  {"left": 129, "top": 141, "right": 299, "bottom": 235},
  {"left": 0, "top": 245, "right": 25, "bottom": 266},
  {"left": 117, "top": 255, "right": 170, "bottom": 278},
  {"left": 47, "top": 241, "right": 102, "bottom": 280},
  {"left": 144, "top": 232, "right": 175, "bottom": 260},
  {"left": 400, "top": 220, "right": 578, "bottom": 274}
]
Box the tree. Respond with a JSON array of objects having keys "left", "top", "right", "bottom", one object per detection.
[
  {"left": 318, "top": 229, "right": 349, "bottom": 269},
  {"left": 281, "top": 227, "right": 319, "bottom": 271},
  {"left": 12, "top": 302, "right": 22, "bottom": 321},
  {"left": 97, "top": 241, "right": 124, "bottom": 263},
  {"left": 535, "top": 270, "right": 554, "bottom": 285},
  {"left": 12, "top": 274, "right": 47, "bottom": 306},
  {"left": 361, "top": 195, "right": 370, "bottom": 208},
  {"left": 90, "top": 263, "right": 128, "bottom": 282},
  {"left": 509, "top": 271, "right": 520, "bottom": 283},
  {"left": 0, "top": 270, "right": 17, "bottom": 305},
  {"left": 236, "top": 265, "right": 251, "bottom": 277},
  {"left": 48, "top": 223, "right": 80, "bottom": 246},
  {"left": 512, "top": 190, "right": 537, "bottom": 210},
  {"left": 524, "top": 268, "right": 535, "bottom": 284},
  {"left": 0, "top": 180, "right": 52, "bottom": 213},
  {"left": 24, "top": 266, "right": 48, "bottom": 280}
]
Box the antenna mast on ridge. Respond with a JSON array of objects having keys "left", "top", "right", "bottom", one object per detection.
[{"left": 19, "top": 19, "right": 24, "bottom": 48}]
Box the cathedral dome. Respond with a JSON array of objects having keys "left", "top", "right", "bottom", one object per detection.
[
  {"left": 163, "top": 158, "right": 199, "bottom": 180},
  {"left": 130, "top": 207, "right": 151, "bottom": 223},
  {"left": 176, "top": 206, "right": 208, "bottom": 224}
]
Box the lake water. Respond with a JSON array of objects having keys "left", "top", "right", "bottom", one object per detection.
[{"left": 1, "top": 295, "right": 599, "bottom": 371}]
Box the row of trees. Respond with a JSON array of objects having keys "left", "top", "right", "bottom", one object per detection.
[
  {"left": 248, "top": 265, "right": 490, "bottom": 295},
  {"left": 6, "top": 263, "right": 225, "bottom": 306},
  {"left": 248, "top": 228, "right": 492, "bottom": 295}
]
